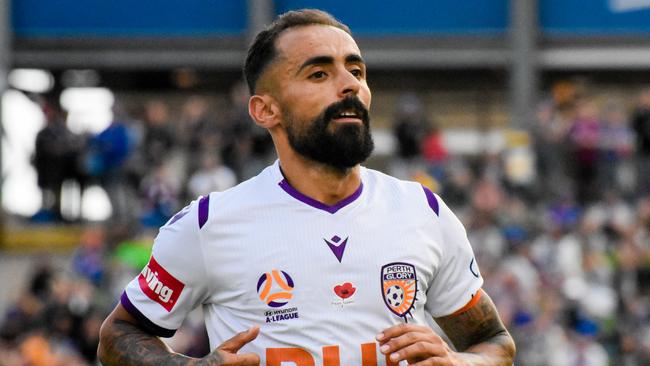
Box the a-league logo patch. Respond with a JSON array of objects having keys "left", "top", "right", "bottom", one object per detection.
[
  {"left": 257, "top": 269, "right": 294, "bottom": 308},
  {"left": 138, "top": 256, "right": 185, "bottom": 312},
  {"left": 381, "top": 262, "right": 417, "bottom": 322},
  {"left": 256, "top": 269, "right": 300, "bottom": 323}
]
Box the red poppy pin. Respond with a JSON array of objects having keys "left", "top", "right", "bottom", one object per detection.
[{"left": 334, "top": 282, "right": 356, "bottom": 299}]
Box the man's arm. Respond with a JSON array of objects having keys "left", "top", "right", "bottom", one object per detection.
[
  {"left": 377, "top": 289, "right": 515, "bottom": 366},
  {"left": 435, "top": 290, "right": 515, "bottom": 365},
  {"left": 98, "top": 304, "right": 260, "bottom": 366}
]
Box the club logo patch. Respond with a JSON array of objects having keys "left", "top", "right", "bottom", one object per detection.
[
  {"left": 138, "top": 256, "right": 184, "bottom": 312},
  {"left": 381, "top": 262, "right": 417, "bottom": 322}
]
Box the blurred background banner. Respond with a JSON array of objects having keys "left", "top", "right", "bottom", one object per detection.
[
  {"left": 12, "top": 0, "right": 248, "bottom": 36},
  {"left": 12, "top": 0, "right": 650, "bottom": 38},
  {"left": 1, "top": 1, "right": 650, "bottom": 365},
  {"left": 274, "top": 0, "right": 509, "bottom": 35},
  {"left": 542, "top": 0, "right": 650, "bottom": 34}
]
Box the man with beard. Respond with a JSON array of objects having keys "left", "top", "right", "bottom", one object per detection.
[{"left": 98, "top": 9, "right": 515, "bottom": 366}]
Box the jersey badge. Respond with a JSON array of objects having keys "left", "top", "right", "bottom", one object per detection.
[
  {"left": 381, "top": 262, "right": 418, "bottom": 322},
  {"left": 257, "top": 269, "right": 300, "bottom": 323},
  {"left": 331, "top": 282, "right": 356, "bottom": 308},
  {"left": 138, "top": 256, "right": 185, "bottom": 312},
  {"left": 323, "top": 235, "right": 348, "bottom": 262},
  {"left": 334, "top": 282, "right": 356, "bottom": 299}
]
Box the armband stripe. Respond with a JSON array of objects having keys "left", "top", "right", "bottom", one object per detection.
[
  {"left": 451, "top": 289, "right": 483, "bottom": 316},
  {"left": 120, "top": 292, "right": 176, "bottom": 338},
  {"left": 198, "top": 195, "right": 210, "bottom": 229},
  {"left": 421, "top": 185, "right": 440, "bottom": 216}
]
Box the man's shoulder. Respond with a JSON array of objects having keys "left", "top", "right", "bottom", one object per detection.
[
  {"left": 362, "top": 166, "right": 429, "bottom": 193},
  {"left": 166, "top": 164, "right": 277, "bottom": 232},
  {"left": 197, "top": 163, "right": 283, "bottom": 218},
  {"left": 362, "top": 167, "right": 440, "bottom": 216},
  {"left": 214, "top": 163, "right": 277, "bottom": 200}
]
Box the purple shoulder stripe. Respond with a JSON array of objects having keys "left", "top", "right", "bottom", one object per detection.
[
  {"left": 421, "top": 185, "right": 440, "bottom": 216},
  {"left": 120, "top": 292, "right": 176, "bottom": 338},
  {"left": 198, "top": 195, "right": 210, "bottom": 229}
]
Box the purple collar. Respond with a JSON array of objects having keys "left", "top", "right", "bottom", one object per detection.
[{"left": 278, "top": 178, "right": 363, "bottom": 214}]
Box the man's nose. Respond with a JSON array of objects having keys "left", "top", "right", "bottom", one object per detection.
[{"left": 337, "top": 69, "right": 361, "bottom": 98}]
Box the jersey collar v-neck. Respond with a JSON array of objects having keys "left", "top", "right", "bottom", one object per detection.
[{"left": 273, "top": 161, "right": 364, "bottom": 214}]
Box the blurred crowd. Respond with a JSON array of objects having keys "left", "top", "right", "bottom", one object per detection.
[
  {"left": 30, "top": 81, "right": 272, "bottom": 227},
  {"left": 1, "top": 82, "right": 650, "bottom": 365},
  {"left": 388, "top": 85, "right": 650, "bottom": 365}
]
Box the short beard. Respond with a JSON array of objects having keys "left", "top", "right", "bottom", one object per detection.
[{"left": 285, "top": 96, "right": 374, "bottom": 174}]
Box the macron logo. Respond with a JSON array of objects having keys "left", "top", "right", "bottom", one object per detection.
[{"left": 138, "top": 257, "right": 184, "bottom": 312}]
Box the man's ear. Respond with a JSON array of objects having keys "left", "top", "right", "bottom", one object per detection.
[{"left": 249, "top": 94, "right": 281, "bottom": 129}]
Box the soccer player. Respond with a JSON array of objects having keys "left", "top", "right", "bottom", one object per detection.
[{"left": 98, "top": 9, "right": 516, "bottom": 366}]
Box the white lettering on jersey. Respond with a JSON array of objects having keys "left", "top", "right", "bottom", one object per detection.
[{"left": 142, "top": 266, "right": 174, "bottom": 303}]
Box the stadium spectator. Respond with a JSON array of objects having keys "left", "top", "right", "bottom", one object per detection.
[
  {"left": 421, "top": 121, "right": 448, "bottom": 181},
  {"left": 598, "top": 100, "right": 635, "bottom": 195},
  {"left": 568, "top": 98, "right": 602, "bottom": 204},
  {"left": 532, "top": 100, "right": 573, "bottom": 200},
  {"left": 174, "top": 96, "right": 223, "bottom": 179},
  {"left": 187, "top": 152, "right": 237, "bottom": 197},
  {"left": 141, "top": 99, "right": 175, "bottom": 168},
  {"left": 176, "top": 97, "right": 217, "bottom": 151},
  {"left": 440, "top": 159, "right": 473, "bottom": 208},
  {"left": 139, "top": 163, "right": 179, "bottom": 228},
  {"left": 32, "top": 99, "right": 85, "bottom": 222},
  {"left": 220, "top": 81, "right": 258, "bottom": 181},
  {"left": 632, "top": 89, "right": 650, "bottom": 195},
  {"left": 390, "top": 92, "right": 430, "bottom": 179},
  {"left": 86, "top": 103, "right": 137, "bottom": 223},
  {"left": 71, "top": 227, "right": 107, "bottom": 286}
]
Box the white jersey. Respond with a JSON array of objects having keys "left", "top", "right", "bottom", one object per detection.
[{"left": 123, "top": 161, "right": 483, "bottom": 366}]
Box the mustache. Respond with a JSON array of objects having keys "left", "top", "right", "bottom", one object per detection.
[{"left": 321, "top": 96, "right": 370, "bottom": 125}]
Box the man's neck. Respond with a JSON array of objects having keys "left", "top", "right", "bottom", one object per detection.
[{"left": 278, "top": 152, "right": 361, "bottom": 207}]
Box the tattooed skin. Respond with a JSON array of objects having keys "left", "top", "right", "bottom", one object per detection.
[
  {"left": 98, "top": 304, "right": 260, "bottom": 366},
  {"left": 98, "top": 318, "right": 223, "bottom": 366},
  {"left": 435, "top": 291, "right": 516, "bottom": 364}
]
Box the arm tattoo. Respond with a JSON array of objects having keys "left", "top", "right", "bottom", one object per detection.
[
  {"left": 99, "top": 319, "right": 223, "bottom": 366},
  {"left": 435, "top": 291, "right": 515, "bottom": 361}
]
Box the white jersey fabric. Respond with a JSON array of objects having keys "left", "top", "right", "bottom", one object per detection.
[{"left": 122, "top": 161, "right": 483, "bottom": 366}]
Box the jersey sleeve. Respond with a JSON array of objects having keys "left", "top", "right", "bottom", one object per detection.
[
  {"left": 424, "top": 194, "right": 483, "bottom": 318},
  {"left": 121, "top": 196, "right": 211, "bottom": 337}
]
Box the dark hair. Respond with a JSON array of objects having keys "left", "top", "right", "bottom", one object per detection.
[{"left": 243, "top": 9, "right": 351, "bottom": 95}]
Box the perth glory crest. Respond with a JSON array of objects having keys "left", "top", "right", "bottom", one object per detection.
[{"left": 381, "top": 262, "right": 417, "bottom": 322}]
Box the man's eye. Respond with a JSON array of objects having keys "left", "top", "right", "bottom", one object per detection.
[
  {"left": 309, "top": 71, "right": 326, "bottom": 79},
  {"left": 350, "top": 69, "right": 363, "bottom": 78}
]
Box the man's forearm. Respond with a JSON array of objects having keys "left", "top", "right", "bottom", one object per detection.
[
  {"left": 436, "top": 291, "right": 516, "bottom": 366},
  {"left": 456, "top": 330, "right": 515, "bottom": 366},
  {"left": 98, "top": 318, "right": 221, "bottom": 366}
]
